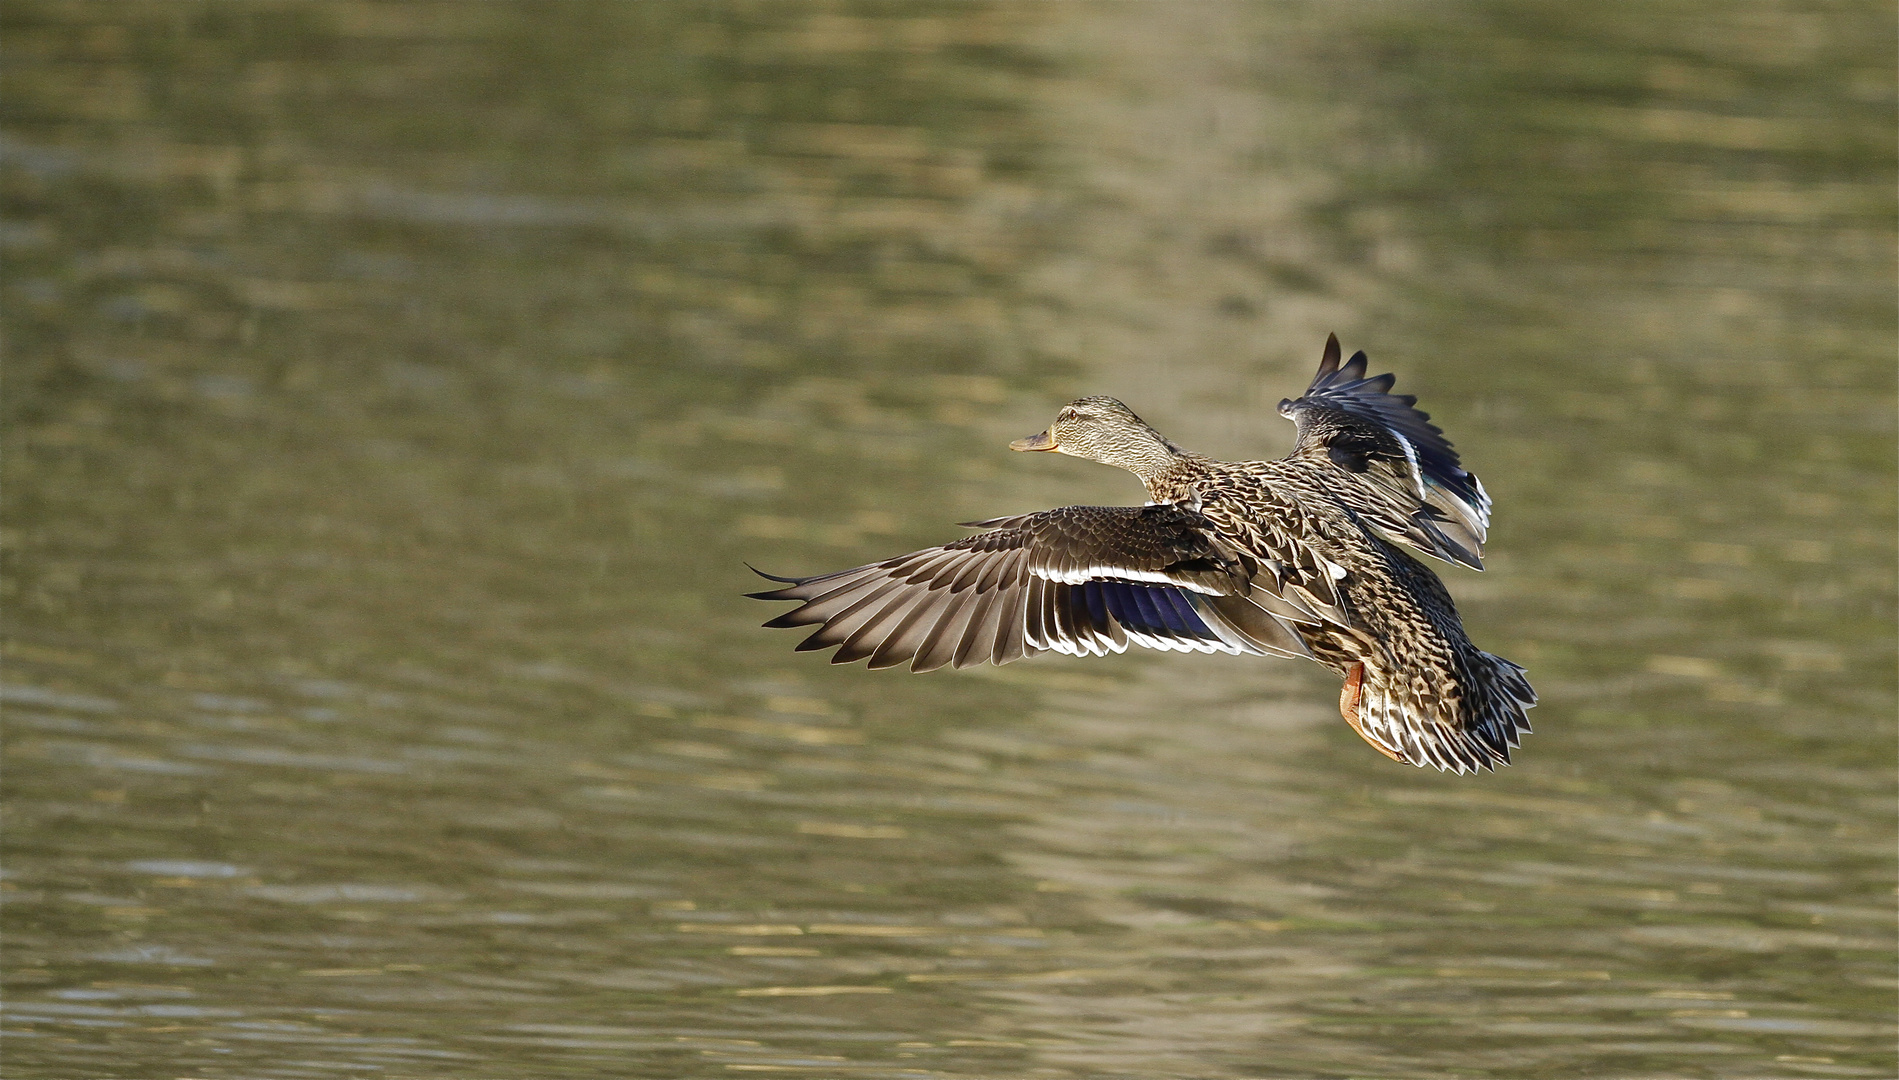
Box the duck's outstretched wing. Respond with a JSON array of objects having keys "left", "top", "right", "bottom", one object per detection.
[
  {"left": 749, "top": 502, "right": 1319, "bottom": 673},
  {"left": 1277, "top": 334, "right": 1491, "bottom": 570}
]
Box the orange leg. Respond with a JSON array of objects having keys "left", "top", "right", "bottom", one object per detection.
[
  {"left": 1339, "top": 663, "right": 1405, "bottom": 763},
  {"left": 1338, "top": 662, "right": 1364, "bottom": 724}
]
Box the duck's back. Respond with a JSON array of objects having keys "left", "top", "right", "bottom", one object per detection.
[{"left": 1182, "top": 456, "right": 1535, "bottom": 773}]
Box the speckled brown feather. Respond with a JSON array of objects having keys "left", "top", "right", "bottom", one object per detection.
[{"left": 1134, "top": 455, "right": 1533, "bottom": 772}]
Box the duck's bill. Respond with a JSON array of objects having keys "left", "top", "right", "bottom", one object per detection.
[{"left": 1010, "top": 431, "right": 1056, "bottom": 452}]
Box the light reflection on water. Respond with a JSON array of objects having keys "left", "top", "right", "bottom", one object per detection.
[{"left": 2, "top": 2, "right": 1893, "bottom": 1078}]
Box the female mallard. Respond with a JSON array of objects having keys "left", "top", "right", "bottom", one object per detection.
[{"left": 750, "top": 336, "right": 1535, "bottom": 773}]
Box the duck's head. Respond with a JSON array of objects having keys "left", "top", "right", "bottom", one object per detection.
[{"left": 1011, "top": 396, "right": 1187, "bottom": 477}]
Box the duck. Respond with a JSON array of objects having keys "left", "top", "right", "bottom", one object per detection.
[{"left": 749, "top": 335, "right": 1535, "bottom": 773}]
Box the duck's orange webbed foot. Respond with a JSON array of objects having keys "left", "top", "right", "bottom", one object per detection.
[{"left": 1338, "top": 662, "right": 1406, "bottom": 763}]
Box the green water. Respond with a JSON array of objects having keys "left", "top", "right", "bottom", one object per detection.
[{"left": 3, "top": 3, "right": 1893, "bottom": 1077}]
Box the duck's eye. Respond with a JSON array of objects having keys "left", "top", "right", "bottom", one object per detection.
[{"left": 1058, "top": 408, "right": 1078, "bottom": 422}]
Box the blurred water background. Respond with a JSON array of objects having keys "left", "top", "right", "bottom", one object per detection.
[{"left": 2, "top": 3, "right": 1894, "bottom": 1078}]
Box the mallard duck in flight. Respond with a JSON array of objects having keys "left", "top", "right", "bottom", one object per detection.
[{"left": 749, "top": 336, "right": 1535, "bottom": 773}]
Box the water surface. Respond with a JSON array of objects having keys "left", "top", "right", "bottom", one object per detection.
[{"left": 3, "top": 3, "right": 1893, "bottom": 1077}]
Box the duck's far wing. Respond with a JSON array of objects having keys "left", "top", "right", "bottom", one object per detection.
[
  {"left": 748, "top": 503, "right": 1310, "bottom": 673},
  {"left": 1278, "top": 334, "right": 1491, "bottom": 570}
]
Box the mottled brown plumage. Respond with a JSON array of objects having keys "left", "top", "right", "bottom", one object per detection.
[{"left": 750, "top": 336, "right": 1535, "bottom": 773}]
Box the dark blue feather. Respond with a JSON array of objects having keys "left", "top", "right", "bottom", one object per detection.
[
  {"left": 1280, "top": 337, "right": 1484, "bottom": 516},
  {"left": 1130, "top": 584, "right": 1168, "bottom": 632},
  {"left": 1151, "top": 588, "right": 1191, "bottom": 634},
  {"left": 1079, "top": 580, "right": 1216, "bottom": 642},
  {"left": 1159, "top": 588, "right": 1212, "bottom": 636}
]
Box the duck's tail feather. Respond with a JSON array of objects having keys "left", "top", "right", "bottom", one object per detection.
[{"left": 1351, "top": 651, "right": 1536, "bottom": 774}]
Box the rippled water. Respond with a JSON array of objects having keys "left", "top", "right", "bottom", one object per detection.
[{"left": 3, "top": 3, "right": 1893, "bottom": 1078}]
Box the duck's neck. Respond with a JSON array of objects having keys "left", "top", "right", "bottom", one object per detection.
[
  {"left": 1071, "top": 423, "right": 1203, "bottom": 500},
  {"left": 1133, "top": 451, "right": 1207, "bottom": 503}
]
